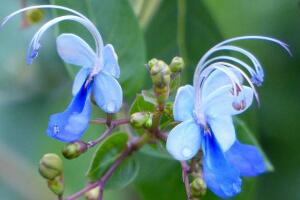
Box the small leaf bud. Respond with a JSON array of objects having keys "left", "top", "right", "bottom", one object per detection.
[
  {"left": 47, "top": 176, "right": 64, "bottom": 196},
  {"left": 39, "top": 153, "right": 63, "bottom": 180},
  {"left": 85, "top": 186, "right": 100, "bottom": 200},
  {"left": 130, "top": 112, "right": 152, "bottom": 128},
  {"left": 25, "top": 9, "right": 44, "bottom": 25},
  {"left": 62, "top": 141, "right": 88, "bottom": 159},
  {"left": 190, "top": 177, "right": 207, "bottom": 198},
  {"left": 148, "top": 58, "right": 158, "bottom": 70},
  {"left": 169, "top": 56, "right": 185, "bottom": 73}
]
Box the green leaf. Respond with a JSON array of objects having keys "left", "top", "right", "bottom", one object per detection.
[
  {"left": 234, "top": 117, "right": 274, "bottom": 172},
  {"left": 141, "top": 90, "right": 157, "bottom": 105},
  {"left": 145, "top": 0, "right": 223, "bottom": 82},
  {"left": 129, "top": 94, "right": 156, "bottom": 115},
  {"left": 86, "top": 132, "right": 128, "bottom": 181},
  {"left": 106, "top": 157, "right": 140, "bottom": 189},
  {"left": 51, "top": 0, "right": 147, "bottom": 99}
]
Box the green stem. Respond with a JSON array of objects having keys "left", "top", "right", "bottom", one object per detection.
[{"left": 177, "top": 0, "right": 188, "bottom": 64}]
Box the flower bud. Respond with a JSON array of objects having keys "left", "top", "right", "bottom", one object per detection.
[
  {"left": 130, "top": 112, "right": 152, "bottom": 128},
  {"left": 169, "top": 56, "right": 185, "bottom": 73},
  {"left": 190, "top": 177, "right": 207, "bottom": 198},
  {"left": 150, "top": 60, "right": 171, "bottom": 86},
  {"left": 47, "top": 176, "right": 64, "bottom": 196},
  {"left": 25, "top": 9, "right": 44, "bottom": 25},
  {"left": 62, "top": 141, "right": 88, "bottom": 159},
  {"left": 85, "top": 186, "right": 100, "bottom": 200},
  {"left": 148, "top": 58, "right": 158, "bottom": 70},
  {"left": 149, "top": 60, "right": 171, "bottom": 104},
  {"left": 39, "top": 153, "right": 63, "bottom": 180}
]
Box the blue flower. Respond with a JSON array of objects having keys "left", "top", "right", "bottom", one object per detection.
[
  {"left": 2, "top": 5, "right": 123, "bottom": 142},
  {"left": 166, "top": 36, "right": 290, "bottom": 198}
]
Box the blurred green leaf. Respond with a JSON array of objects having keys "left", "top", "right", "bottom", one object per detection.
[
  {"left": 145, "top": 0, "right": 223, "bottom": 83},
  {"left": 51, "top": 0, "right": 147, "bottom": 99},
  {"left": 106, "top": 157, "right": 140, "bottom": 189},
  {"left": 234, "top": 117, "right": 274, "bottom": 172},
  {"left": 86, "top": 132, "right": 128, "bottom": 181}
]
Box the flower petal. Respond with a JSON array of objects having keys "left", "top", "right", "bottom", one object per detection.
[
  {"left": 56, "top": 33, "right": 95, "bottom": 68},
  {"left": 72, "top": 68, "right": 90, "bottom": 96},
  {"left": 173, "top": 85, "right": 195, "bottom": 121},
  {"left": 202, "top": 133, "right": 242, "bottom": 198},
  {"left": 166, "top": 119, "right": 201, "bottom": 161},
  {"left": 207, "top": 116, "right": 236, "bottom": 152},
  {"left": 93, "top": 72, "right": 123, "bottom": 113},
  {"left": 102, "top": 44, "right": 120, "bottom": 78},
  {"left": 202, "top": 68, "right": 243, "bottom": 97},
  {"left": 225, "top": 141, "right": 266, "bottom": 176},
  {"left": 204, "top": 85, "right": 254, "bottom": 117},
  {"left": 47, "top": 86, "right": 91, "bottom": 142}
]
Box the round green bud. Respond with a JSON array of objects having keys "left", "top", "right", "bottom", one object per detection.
[
  {"left": 169, "top": 56, "right": 185, "bottom": 73},
  {"left": 148, "top": 58, "right": 159, "bottom": 70},
  {"left": 39, "top": 153, "right": 63, "bottom": 180},
  {"left": 85, "top": 187, "right": 100, "bottom": 200},
  {"left": 190, "top": 177, "right": 207, "bottom": 198},
  {"left": 62, "top": 141, "right": 88, "bottom": 159},
  {"left": 130, "top": 112, "right": 152, "bottom": 128},
  {"left": 25, "top": 9, "right": 44, "bottom": 25},
  {"left": 47, "top": 176, "right": 64, "bottom": 196}
]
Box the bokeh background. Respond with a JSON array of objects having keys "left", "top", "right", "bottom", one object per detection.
[{"left": 0, "top": 0, "right": 299, "bottom": 199}]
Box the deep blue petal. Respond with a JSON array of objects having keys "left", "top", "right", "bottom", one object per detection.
[
  {"left": 225, "top": 141, "right": 266, "bottom": 176},
  {"left": 72, "top": 68, "right": 90, "bottom": 96},
  {"left": 202, "top": 133, "right": 242, "bottom": 198},
  {"left": 47, "top": 84, "right": 92, "bottom": 142}
]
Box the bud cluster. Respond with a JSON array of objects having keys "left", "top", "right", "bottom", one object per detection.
[
  {"left": 130, "top": 112, "right": 153, "bottom": 129},
  {"left": 148, "top": 57, "right": 184, "bottom": 106},
  {"left": 39, "top": 153, "right": 64, "bottom": 196}
]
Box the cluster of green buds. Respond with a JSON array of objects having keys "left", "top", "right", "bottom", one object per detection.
[
  {"left": 148, "top": 57, "right": 184, "bottom": 106},
  {"left": 39, "top": 153, "right": 64, "bottom": 197},
  {"left": 62, "top": 141, "right": 88, "bottom": 159},
  {"left": 130, "top": 112, "right": 153, "bottom": 129}
]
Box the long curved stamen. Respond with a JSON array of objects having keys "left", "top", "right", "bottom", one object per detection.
[
  {"left": 1, "top": 5, "right": 104, "bottom": 62},
  {"left": 27, "top": 15, "right": 103, "bottom": 65},
  {"left": 194, "top": 64, "right": 241, "bottom": 126},
  {"left": 202, "top": 56, "right": 257, "bottom": 79},
  {"left": 211, "top": 62, "right": 259, "bottom": 104},
  {"left": 193, "top": 36, "right": 291, "bottom": 87}
]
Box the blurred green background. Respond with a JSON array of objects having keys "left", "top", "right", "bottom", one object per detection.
[{"left": 0, "top": 0, "right": 299, "bottom": 199}]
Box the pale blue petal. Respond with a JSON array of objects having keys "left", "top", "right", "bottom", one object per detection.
[
  {"left": 102, "top": 44, "right": 120, "bottom": 78},
  {"left": 207, "top": 116, "right": 236, "bottom": 152},
  {"left": 173, "top": 85, "right": 195, "bottom": 121},
  {"left": 166, "top": 119, "right": 201, "bottom": 161},
  {"left": 47, "top": 86, "right": 91, "bottom": 142},
  {"left": 72, "top": 68, "right": 90, "bottom": 96},
  {"left": 204, "top": 85, "right": 254, "bottom": 117},
  {"left": 225, "top": 141, "right": 266, "bottom": 176},
  {"left": 56, "top": 33, "right": 95, "bottom": 68},
  {"left": 202, "top": 133, "right": 242, "bottom": 198},
  {"left": 202, "top": 68, "right": 243, "bottom": 97},
  {"left": 93, "top": 72, "right": 123, "bottom": 113}
]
